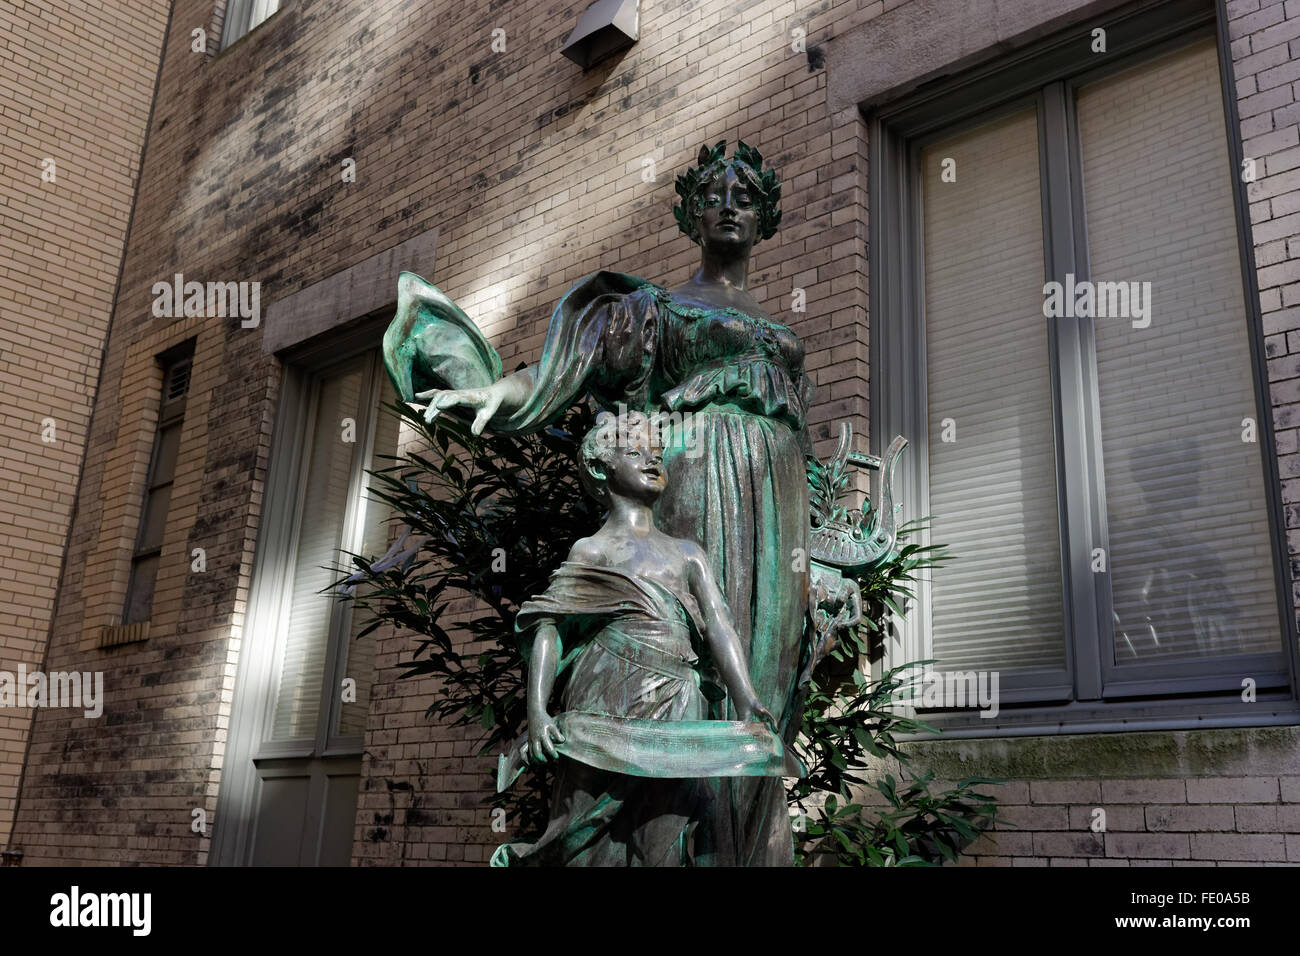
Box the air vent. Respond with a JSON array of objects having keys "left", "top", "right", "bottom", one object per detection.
[
  {"left": 99, "top": 621, "right": 150, "bottom": 648},
  {"left": 561, "top": 0, "right": 639, "bottom": 70},
  {"left": 164, "top": 357, "right": 192, "bottom": 404}
]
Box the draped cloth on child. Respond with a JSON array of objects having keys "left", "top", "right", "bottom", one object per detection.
[
  {"left": 491, "top": 562, "right": 793, "bottom": 867},
  {"left": 385, "top": 270, "right": 813, "bottom": 867},
  {"left": 497, "top": 562, "right": 796, "bottom": 786}
]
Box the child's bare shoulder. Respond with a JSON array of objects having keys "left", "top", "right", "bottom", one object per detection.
[
  {"left": 667, "top": 535, "right": 708, "bottom": 568},
  {"left": 565, "top": 535, "right": 605, "bottom": 566}
]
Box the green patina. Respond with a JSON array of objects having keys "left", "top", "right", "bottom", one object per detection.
[{"left": 371, "top": 141, "right": 959, "bottom": 867}]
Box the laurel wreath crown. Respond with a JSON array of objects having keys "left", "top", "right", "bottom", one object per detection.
[{"left": 673, "top": 140, "right": 782, "bottom": 245}]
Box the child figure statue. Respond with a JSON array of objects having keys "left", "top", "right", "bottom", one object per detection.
[{"left": 491, "top": 409, "right": 794, "bottom": 867}]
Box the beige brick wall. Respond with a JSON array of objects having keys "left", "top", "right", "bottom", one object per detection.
[
  {"left": 1235, "top": 0, "right": 1300, "bottom": 585},
  {"left": 8, "top": 0, "right": 1300, "bottom": 867},
  {"left": 0, "top": 0, "right": 169, "bottom": 849},
  {"left": 854, "top": 722, "right": 1293, "bottom": 867},
  {"left": 7, "top": 0, "right": 878, "bottom": 866}
]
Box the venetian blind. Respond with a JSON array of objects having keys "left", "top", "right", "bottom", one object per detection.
[
  {"left": 1078, "top": 38, "right": 1282, "bottom": 664},
  {"left": 336, "top": 399, "right": 399, "bottom": 738},
  {"left": 921, "top": 109, "right": 1067, "bottom": 672},
  {"left": 270, "top": 363, "right": 366, "bottom": 741}
]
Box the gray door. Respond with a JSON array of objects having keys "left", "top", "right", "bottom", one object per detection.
[{"left": 248, "top": 758, "right": 362, "bottom": 867}]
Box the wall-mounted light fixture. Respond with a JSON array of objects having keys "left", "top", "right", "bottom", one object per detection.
[{"left": 560, "top": 0, "right": 640, "bottom": 70}]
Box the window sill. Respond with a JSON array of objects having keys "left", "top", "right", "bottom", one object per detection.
[
  {"left": 898, "top": 722, "right": 1300, "bottom": 782},
  {"left": 905, "top": 694, "right": 1300, "bottom": 741},
  {"left": 98, "top": 621, "right": 150, "bottom": 649}
]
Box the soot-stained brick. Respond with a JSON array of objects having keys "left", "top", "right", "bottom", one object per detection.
[{"left": 279, "top": 196, "right": 328, "bottom": 240}]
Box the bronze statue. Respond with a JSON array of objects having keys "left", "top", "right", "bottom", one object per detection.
[
  {"left": 491, "top": 410, "right": 791, "bottom": 865},
  {"left": 384, "top": 140, "right": 905, "bottom": 865}
]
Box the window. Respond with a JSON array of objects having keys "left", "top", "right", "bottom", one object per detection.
[
  {"left": 219, "top": 0, "right": 280, "bottom": 49},
  {"left": 123, "top": 343, "right": 193, "bottom": 627},
  {"left": 212, "top": 345, "right": 396, "bottom": 866},
  {"left": 266, "top": 350, "right": 396, "bottom": 745},
  {"left": 870, "top": 5, "right": 1298, "bottom": 732}
]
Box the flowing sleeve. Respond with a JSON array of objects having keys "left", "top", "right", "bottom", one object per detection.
[
  {"left": 382, "top": 269, "right": 660, "bottom": 435},
  {"left": 497, "top": 271, "right": 659, "bottom": 431}
]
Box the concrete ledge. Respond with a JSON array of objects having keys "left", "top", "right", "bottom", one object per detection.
[
  {"left": 903, "top": 725, "right": 1300, "bottom": 779},
  {"left": 261, "top": 226, "right": 438, "bottom": 354},
  {"left": 825, "top": 0, "right": 1135, "bottom": 112}
]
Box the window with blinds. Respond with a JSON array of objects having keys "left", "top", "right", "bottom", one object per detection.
[
  {"left": 873, "top": 13, "right": 1294, "bottom": 727},
  {"left": 337, "top": 397, "right": 398, "bottom": 737},
  {"left": 1078, "top": 42, "right": 1282, "bottom": 668},
  {"left": 921, "top": 111, "right": 1067, "bottom": 675},
  {"left": 267, "top": 351, "right": 396, "bottom": 745}
]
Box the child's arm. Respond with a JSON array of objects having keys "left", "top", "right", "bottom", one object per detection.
[
  {"left": 683, "top": 543, "right": 775, "bottom": 727},
  {"left": 526, "top": 621, "right": 566, "bottom": 763},
  {"left": 525, "top": 536, "right": 603, "bottom": 763}
]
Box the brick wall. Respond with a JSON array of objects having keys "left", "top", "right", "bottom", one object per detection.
[
  {"left": 0, "top": 0, "right": 169, "bottom": 850},
  {"left": 960, "top": 777, "right": 1300, "bottom": 866},
  {"left": 7, "top": 0, "right": 880, "bottom": 866},
  {"left": 1234, "top": 0, "right": 1300, "bottom": 585},
  {"left": 7, "top": 0, "right": 1300, "bottom": 867},
  {"left": 912, "top": 727, "right": 1300, "bottom": 866}
]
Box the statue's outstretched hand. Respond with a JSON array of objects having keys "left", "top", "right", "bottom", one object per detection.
[
  {"left": 414, "top": 384, "right": 504, "bottom": 435},
  {"left": 526, "top": 712, "right": 566, "bottom": 765}
]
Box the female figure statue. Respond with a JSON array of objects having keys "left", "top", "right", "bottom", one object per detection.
[{"left": 385, "top": 141, "right": 812, "bottom": 866}]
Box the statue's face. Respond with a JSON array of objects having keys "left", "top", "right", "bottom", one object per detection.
[
  {"left": 606, "top": 422, "right": 666, "bottom": 502},
  {"left": 695, "top": 165, "right": 758, "bottom": 255}
]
